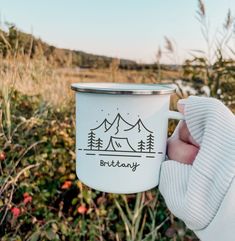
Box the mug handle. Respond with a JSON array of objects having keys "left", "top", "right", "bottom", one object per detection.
[{"left": 168, "top": 110, "right": 185, "bottom": 120}]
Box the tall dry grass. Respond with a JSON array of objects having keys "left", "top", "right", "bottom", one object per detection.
[
  {"left": 0, "top": 55, "right": 74, "bottom": 109},
  {"left": 0, "top": 55, "right": 180, "bottom": 114}
]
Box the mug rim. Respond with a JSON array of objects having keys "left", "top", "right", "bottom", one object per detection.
[{"left": 71, "top": 82, "right": 176, "bottom": 95}]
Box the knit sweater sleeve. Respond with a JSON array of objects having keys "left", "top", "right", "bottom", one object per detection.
[{"left": 159, "top": 96, "right": 235, "bottom": 231}]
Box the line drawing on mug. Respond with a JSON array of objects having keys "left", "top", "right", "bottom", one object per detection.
[{"left": 81, "top": 112, "right": 157, "bottom": 158}]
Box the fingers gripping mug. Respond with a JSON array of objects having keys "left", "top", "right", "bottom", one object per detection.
[{"left": 71, "top": 83, "right": 183, "bottom": 194}]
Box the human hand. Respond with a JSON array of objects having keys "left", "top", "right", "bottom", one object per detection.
[
  {"left": 167, "top": 101, "right": 199, "bottom": 165},
  {"left": 159, "top": 96, "right": 235, "bottom": 233}
]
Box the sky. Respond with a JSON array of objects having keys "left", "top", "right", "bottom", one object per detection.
[{"left": 0, "top": 0, "right": 234, "bottom": 63}]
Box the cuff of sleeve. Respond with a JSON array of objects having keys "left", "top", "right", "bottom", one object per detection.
[
  {"left": 184, "top": 96, "right": 235, "bottom": 145},
  {"left": 195, "top": 178, "right": 235, "bottom": 241},
  {"left": 159, "top": 161, "right": 192, "bottom": 218},
  {"left": 174, "top": 96, "right": 235, "bottom": 230}
]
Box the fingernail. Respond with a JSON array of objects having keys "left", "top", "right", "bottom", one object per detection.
[
  {"left": 178, "top": 99, "right": 187, "bottom": 105},
  {"left": 177, "top": 99, "right": 187, "bottom": 114}
]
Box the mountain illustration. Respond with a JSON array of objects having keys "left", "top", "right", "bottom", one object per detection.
[
  {"left": 86, "top": 113, "right": 155, "bottom": 153},
  {"left": 105, "top": 113, "right": 133, "bottom": 135},
  {"left": 91, "top": 118, "right": 111, "bottom": 132},
  {"left": 105, "top": 136, "right": 136, "bottom": 152},
  {"left": 124, "top": 119, "right": 153, "bottom": 133}
]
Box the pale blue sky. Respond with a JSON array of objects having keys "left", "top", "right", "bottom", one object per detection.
[{"left": 0, "top": 0, "right": 234, "bottom": 63}]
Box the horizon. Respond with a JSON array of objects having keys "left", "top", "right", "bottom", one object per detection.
[{"left": 0, "top": 0, "right": 234, "bottom": 64}]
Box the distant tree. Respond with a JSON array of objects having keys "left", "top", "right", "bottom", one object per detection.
[
  {"left": 146, "top": 134, "right": 154, "bottom": 153},
  {"left": 137, "top": 140, "right": 145, "bottom": 152},
  {"left": 96, "top": 138, "right": 103, "bottom": 150},
  {"left": 87, "top": 130, "right": 96, "bottom": 150}
]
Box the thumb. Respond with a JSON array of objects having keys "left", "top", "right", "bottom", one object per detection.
[
  {"left": 177, "top": 99, "right": 187, "bottom": 114},
  {"left": 176, "top": 98, "right": 199, "bottom": 147}
]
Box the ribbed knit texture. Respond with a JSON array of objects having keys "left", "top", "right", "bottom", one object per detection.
[{"left": 159, "top": 96, "right": 235, "bottom": 231}]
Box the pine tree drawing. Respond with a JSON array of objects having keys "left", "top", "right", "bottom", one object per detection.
[
  {"left": 87, "top": 130, "right": 96, "bottom": 150},
  {"left": 138, "top": 140, "right": 145, "bottom": 152},
  {"left": 96, "top": 138, "right": 103, "bottom": 150},
  {"left": 146, "top": 134, "right": 154, "bottom": 152}
]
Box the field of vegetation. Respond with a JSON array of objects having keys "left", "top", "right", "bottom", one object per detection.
[{"left": 0, "top": 1, "right": 235, "bottom": 240}]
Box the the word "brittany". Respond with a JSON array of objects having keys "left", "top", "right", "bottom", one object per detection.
[{"left": 100, "top": 160, "right": 140, "bottom": 172}]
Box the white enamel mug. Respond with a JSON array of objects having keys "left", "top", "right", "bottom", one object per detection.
[{"left": 71, "top": 83, "right": 183, "bottom": 194}]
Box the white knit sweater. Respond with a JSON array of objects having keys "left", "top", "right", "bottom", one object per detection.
[{"left": 159, "top": 96, "right": 235, "bottom": 240}]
